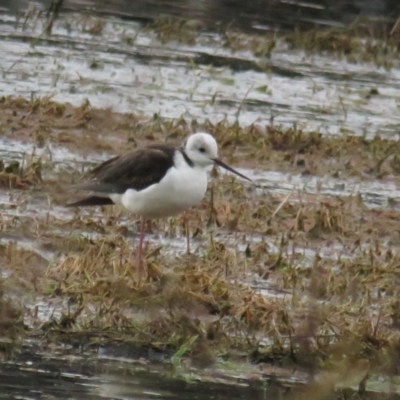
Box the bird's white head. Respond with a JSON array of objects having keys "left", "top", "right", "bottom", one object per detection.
[
  {"left": 184, "top": 132, "right": 218, "bottom": 168},
  {"left": 182, "top": 132, "right": 253, "bottom": 182}
]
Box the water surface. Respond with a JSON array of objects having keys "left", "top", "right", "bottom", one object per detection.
[{"left": 1, "top": 1, "right": 400, "bottom": 398}]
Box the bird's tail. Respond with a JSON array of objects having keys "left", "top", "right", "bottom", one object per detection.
[{"left": 66, "top": 196, "right": 114, "bottom": 207}]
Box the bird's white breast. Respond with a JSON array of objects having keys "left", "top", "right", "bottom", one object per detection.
[{"left": 116, "top": 152, "right": 208, "bottom": 218}]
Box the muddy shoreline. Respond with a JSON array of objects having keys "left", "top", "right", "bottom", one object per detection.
[
  {"left": 2, "top": 1, "right": 400, "bottom": 398},
  {"left": 2, "top": 96, "right": 400, "bottom": 397}
]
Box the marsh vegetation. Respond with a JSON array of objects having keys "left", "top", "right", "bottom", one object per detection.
[{"left": 1, "top": 1, "right": 400, "bottom": 398}]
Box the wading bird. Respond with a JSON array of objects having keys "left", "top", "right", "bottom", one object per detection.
[{"left": 67, "top": 132, "right": 252, "bottom": 281}]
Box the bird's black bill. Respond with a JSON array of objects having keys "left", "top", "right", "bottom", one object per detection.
[{"left": 212, "top": 158, "right": 253, "bottom": 182}]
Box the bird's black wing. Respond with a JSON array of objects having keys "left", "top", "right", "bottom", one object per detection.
[
  {"left": 83, "top": 144, "right": 177, "bottom": 193},
  {"left": 66, "top": 144, "right": 176, "bottom": 207}
]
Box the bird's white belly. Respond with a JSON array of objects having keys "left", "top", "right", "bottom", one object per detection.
[{"left": 115, "top": 166, "right": 208, "bottom": 218}]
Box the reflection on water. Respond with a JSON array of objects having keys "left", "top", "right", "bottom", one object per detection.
[{"left": 0, "top": 351, "right": 271, "bottom": 400}]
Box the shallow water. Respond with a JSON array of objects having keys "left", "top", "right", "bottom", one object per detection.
[
  {"left": 1, "top": 3, "right": 400, "bottom": 138},
  {"left": 2, "top": 1, "right": 400, "bottom": 398},
  {"left": 0, "top": 351, "right": 269, "bottom": 400},
  {"left": 2, "top": 348, "right": 400, "bottom": 399},
  {"left": 4, "top": 0, "right": 399, "bottom": 31}
]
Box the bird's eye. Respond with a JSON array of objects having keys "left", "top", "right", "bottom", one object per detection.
[{"left": 199, "top": 147, "right": 206, "bottom": 153}]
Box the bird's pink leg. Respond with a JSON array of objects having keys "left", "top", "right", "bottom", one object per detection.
[
  {"left": 137, "top": 217, "right": 146, "bottom": 284},
  {"left": 184, "top": 213, "right": 190, "bottom": 255}
]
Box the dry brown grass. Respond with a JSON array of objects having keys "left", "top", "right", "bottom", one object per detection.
[
  {"left": 144, "top": 13, "right": 400, "bottom": 68},
  {"left": 2, "top": 96, "right": 400, "bottom": 390},
  {"left": 2, "top": 96, "right": 400, "bottom": 185},
  {"left": 145, "top": 15, "right": 202, "bottom": 45}
]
